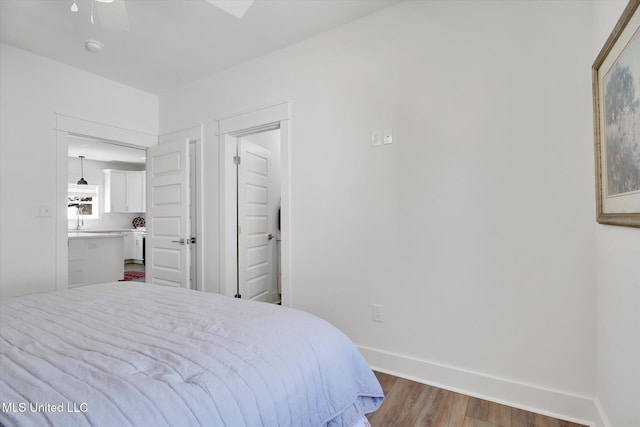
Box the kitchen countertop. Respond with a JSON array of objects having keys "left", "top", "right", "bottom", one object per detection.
[
  {"left": 68, "top": 232, "right": 124, "bottom": 240},
  {"left": 67, "top": 228, "right": 146, "bottom": 233}
]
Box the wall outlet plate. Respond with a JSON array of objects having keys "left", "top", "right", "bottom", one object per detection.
[{"left": 383, "top": 128, "right": 393, "bottom": 145}]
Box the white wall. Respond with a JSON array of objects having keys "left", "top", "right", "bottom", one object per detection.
[
  {"left": 595, "top": 226, "right": 640, "bottom": 427},
  {"left": 0, "top": 43, "right": 158, "bottom": 298},
  {"left": 591, "top": 2, "right": 640, "bottom": 427},
  {"left": 67, "top": 157, "right": 145, "bottom": 230},
  {"left": 160, "top": 0, "right": 598, "bottom": 420}
]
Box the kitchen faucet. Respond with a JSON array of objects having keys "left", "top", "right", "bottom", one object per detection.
[{"left": 76, "top": 206, "right": 84, "bottom": 230}]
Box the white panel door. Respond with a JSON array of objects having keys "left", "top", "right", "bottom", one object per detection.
[
  {"left": 238, "top": 139, "right": 273, "bottom": 301},
  {"left": 146, "top": 140, "right": 190, "bottom": 288}
]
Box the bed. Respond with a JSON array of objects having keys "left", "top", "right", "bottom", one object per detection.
[{"left": 0, "top": 283, "right": 383, "bottom": 426}]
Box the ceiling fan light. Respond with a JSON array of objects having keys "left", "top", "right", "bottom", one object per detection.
[{"left": 207, "top": 0, "right": 254, "bottom": 19}]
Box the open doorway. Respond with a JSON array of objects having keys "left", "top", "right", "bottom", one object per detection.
[
  {"left": 56, "top": 115, "right": 204, "bottom": 293},
  {"left": 66, "top": 136, "right": 148, "bottom": 286},
  {"left": 218, "top": 101, "right": 291, "bottom": 306}
]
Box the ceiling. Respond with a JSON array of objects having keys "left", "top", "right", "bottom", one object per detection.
[
  {"left": 68, "top": 135, "right": 146, "bottom": 164},
  {"left": 0, "top": 0, "right": 402, "bottom": 95}
]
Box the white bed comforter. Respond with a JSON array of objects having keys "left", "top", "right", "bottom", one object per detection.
[{"left": 0, "top": 283, "right": 383, "bottom": 427}]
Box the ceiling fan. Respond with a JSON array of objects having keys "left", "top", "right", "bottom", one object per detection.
[{"left": 70, "top": 0, "right": 254, "bottom": 32}]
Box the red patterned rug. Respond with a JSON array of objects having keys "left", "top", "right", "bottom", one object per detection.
[{"left": 120, "top": 271, "right": 145, "bottom": 282}]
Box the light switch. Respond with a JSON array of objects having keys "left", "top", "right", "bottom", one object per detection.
[
  {"left": 372, "top": 304, "right": 384, "bottom": 322},
  {"left": 34, "top": 204, "right": 52, "bottom": 217},
  {"left": 371, "top": 129, "right": 382, "bottom": 147},
  {"left": 383, "top": 128, "right": 393, "bottom": 145}
]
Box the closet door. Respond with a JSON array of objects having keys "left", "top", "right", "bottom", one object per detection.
[{"left": 237, "top": 139, "right": 273, "bottom": 302}]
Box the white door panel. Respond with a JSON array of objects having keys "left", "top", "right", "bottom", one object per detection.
[
  {"left": 146, "top": 140, "right": 190, "bottom": 288},
  {"left": 238, "top": 140, "right": 273, "bottom": 302}
]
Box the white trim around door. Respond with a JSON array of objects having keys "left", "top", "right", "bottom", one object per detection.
[
  {"left": 218, "top": 102, "right": 292, "bottom": 306},
  {"left": 54, "top": 113, "right": 158, "bottom": 291}
]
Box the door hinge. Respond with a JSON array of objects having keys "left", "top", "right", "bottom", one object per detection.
[
  {"left": 237, "top": 225, "right": 241, "bottom": 235},
  {"left": 233, "top": 156, "right": 241, "bottom": 165}
]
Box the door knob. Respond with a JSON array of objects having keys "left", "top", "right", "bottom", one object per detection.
[{"left": 171, "top": 238, "right": 186, "bottom": 245}]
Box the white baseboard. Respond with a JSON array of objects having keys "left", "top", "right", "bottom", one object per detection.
[
  {"left": 358, "top": 345, "right": 597, "bottom": 427},
  {"left": 592, "top": 398, "right": 611, "bottom": 427}
]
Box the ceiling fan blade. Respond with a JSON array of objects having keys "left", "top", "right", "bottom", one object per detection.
[
  {"left": 96, "top": 0, "right": 129, "bottom": 31},
  {"left": 206, "top": 0, "right": 254, "bottom": 19}
]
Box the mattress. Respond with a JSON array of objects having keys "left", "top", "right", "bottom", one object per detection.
[{"left": 0, "top": 283, "right": 383, "bottom": 426}]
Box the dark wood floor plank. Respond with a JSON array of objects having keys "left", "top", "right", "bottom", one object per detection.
[
  {"left": 369, "top": 372, "right": 587, "bottom": 427},
  {"left": 438, "top": 389, "right": 474, "bottom": 427},
  {"left": 413, "top": 386, "right": 453, "bottom": 426},
  {"left": 447, "top": 392, "right": 469, "bottom": 427},
  {"left": 511, "top": 407, "right": 537, "bottom": 427},
  {"left": 401, "top": 384, "right": 440, "bottom": 426},
  {"left": 374, "top": 371, "right": 399, "bottom": 396},
  {"left": 462, "top": 417, "right": 501, "bottom": 427},
  {"left": 369, "top": 377, "right": 431, "bottom": 426},
  {"left": 466, "top": 397, "right": 511, "bottom": 427}
]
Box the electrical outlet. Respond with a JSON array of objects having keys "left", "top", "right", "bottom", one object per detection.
[
  {"left": 383, "top": 128, "right": 393, "bottom": 145},
  {"left": 372, "top": 304, "right": 384, "bottom": 322}
]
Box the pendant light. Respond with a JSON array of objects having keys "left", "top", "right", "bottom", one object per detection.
[{"left": 77, "top": 156, "right": 88, "bottom": 185}]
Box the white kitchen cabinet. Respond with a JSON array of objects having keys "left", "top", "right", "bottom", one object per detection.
[
  {"left": 123, "top": 231, "right": 136, "bottom": 260},
  {"left": 104, "top": 169, "right": 146, "bottom": 213},
  {"left": 126, "top": 172, "right": 145, "bottom": 212},
  {"left": 68, "top": 234, "right": 124, "bottom": 287},
  {"left": 121, "top": 231, "right": 144, "bottom": 262},
  {"left": 104, "top": 170, "right": 126, "bottom": 212},
  {"left": 134, "top": 232, "right": 144, "bottom": 261}
]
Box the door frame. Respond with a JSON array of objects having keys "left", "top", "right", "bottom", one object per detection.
[
  {"left": 218, "top": 102, "right": 292, "bottom": 306},
  {"left": 54, "top": 113, "right": 158, "bottom": 290}
]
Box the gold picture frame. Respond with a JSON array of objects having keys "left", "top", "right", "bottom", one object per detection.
[{"left": 593, "top": 0, "right": 640, "bottom": 228}]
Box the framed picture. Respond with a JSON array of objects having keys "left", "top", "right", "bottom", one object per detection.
[{"left": 593, "top": 0, "right": 640, "bottom": 228}]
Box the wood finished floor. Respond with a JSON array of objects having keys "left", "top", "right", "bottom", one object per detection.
[{"left": 367, "top": 372, "right": 587, "bottom": 427}]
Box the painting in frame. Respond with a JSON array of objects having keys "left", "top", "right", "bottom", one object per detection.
[{"left": 593, "top": 0, "right": 640, "bottom": 228}]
